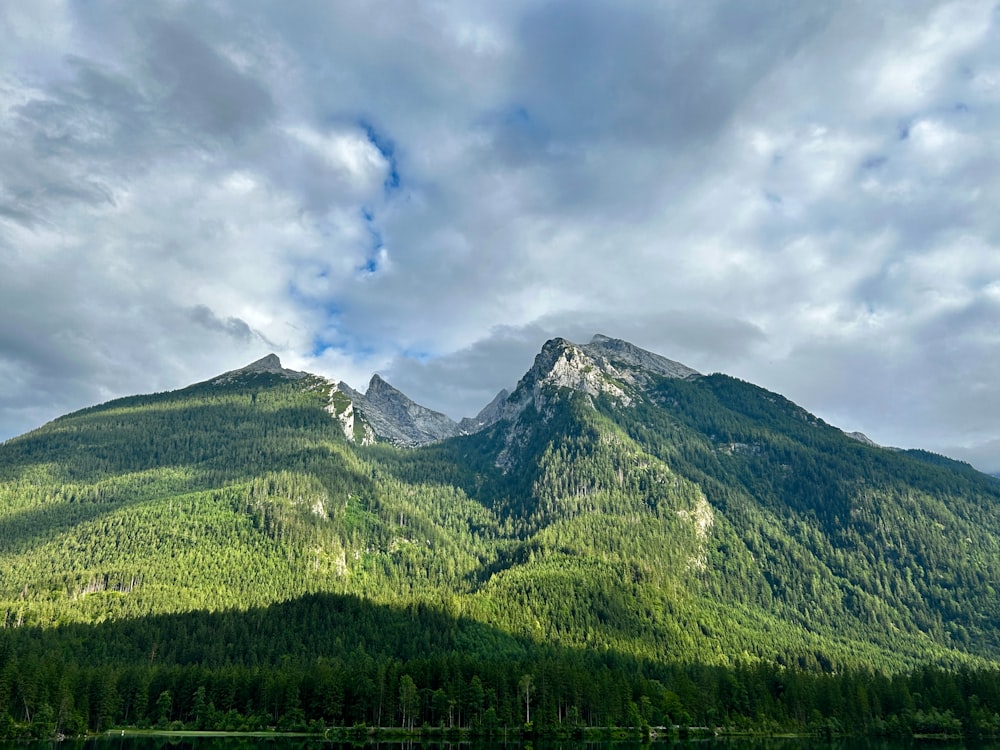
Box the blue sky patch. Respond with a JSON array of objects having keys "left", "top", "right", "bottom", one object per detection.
[{"left": 361, "top": 121, "right": 401, "bottom": 191}]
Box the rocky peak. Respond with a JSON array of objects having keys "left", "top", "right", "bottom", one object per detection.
[
  {"left": 478, "top": 336, "right": 702, "bottom": 468},
  {"left": 365, "top": 373, "right": 399, "bottom": 401},
  {"left": 339, "top": 373, "right": 461, "bottom": 447},
  {"left": 363, "top": 374, "right": 415, "bottom": 417},
  {"left": 212, "top": 353, "right": 307, "bottom": 384},
  {"left": 512, "top": 335, "right": 697, "bottom": 410},
  {"left": 245, "top": 353, "right": 284, "bottom": 373},
  {"left": 530, "top": 338, "right": 629, "bottom": 399},
  {"left": 459, "top": 388, "right": 510, "bottom": 434}
]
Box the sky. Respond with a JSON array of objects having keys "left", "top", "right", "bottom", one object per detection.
[{"left": 1, "top": 1, "right": 999, "bottom": 473}]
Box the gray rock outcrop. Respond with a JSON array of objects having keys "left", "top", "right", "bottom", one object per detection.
[
  {"left": 492, "top": 334, "right": 701, "bottom": 427},
  {"left": 459, "top": 388, "right": 510, "bottom": 434},
  {"left": 584, "top": 334, "right": 700, "bottom": 379},
  {"left": 342, "top": 374, "right": 461, "bottom": 447},
  {"left": 212, "top": 354, "right": 308, "bottom": 384}
]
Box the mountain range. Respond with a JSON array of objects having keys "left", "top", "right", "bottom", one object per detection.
[{"left": 2, "top": 334, "right": 1000, "bottom": 734}]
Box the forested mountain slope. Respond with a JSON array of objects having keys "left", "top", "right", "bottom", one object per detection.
[{"left": 1, "top": 336, "right": 1000, "bottom": 735}]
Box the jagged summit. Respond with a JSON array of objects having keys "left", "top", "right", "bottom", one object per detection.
[
  {"left": 366, "top": 373, "right": 400, "bottom": 398},
  {"left": 336, "top": 373, "right": 461, "bottom": 447},
  {"left": 528, "top": 334, "right": 700, "bottom": 390},
  {"left": 245, "top": 353, "right": 284, "bottom": 373},
  {"left": 212, "top": 353, "right": 307, "bottom": 384},
  {"left": 207, "top": 337, "right": 700, "bottom": 448},
  {"left": 470, "top": 335, "right": 701, "bottom": 438}
]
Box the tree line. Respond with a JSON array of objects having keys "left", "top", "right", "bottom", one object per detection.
[{"left": 3, "top": 624, "right": 1000, "bottom": 739}]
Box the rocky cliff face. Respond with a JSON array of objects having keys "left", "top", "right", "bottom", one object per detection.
[
  {"left": 477, "top": 335, "right": 701, "bottom": 469},
  {"left": 336, "top": 375, "right": 461, "bottom": 447},
  {"left": 325, "top": 385, "right": 376, "bottom": 446},
  {"left": 585, "top": 333, "right": 699, "bottom": 379},
  {"left": 476, "top": 334, "right": 700, "bottom": 431},
  {"left": 458, "top": 388, "right": 510, "bottom": 434}
]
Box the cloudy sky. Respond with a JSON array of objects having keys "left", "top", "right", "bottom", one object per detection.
[{"left": 2, "top": 1, "right": 999, "bottom": 472}]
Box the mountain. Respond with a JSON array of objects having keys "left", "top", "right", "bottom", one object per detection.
[
  {"left": 446, "top": 337, "right": 1000, "bottom": 661},
  {"left": 474, "top": 334, "right": 701, "bottom": 468},
  {"left": 2, "top": 335, "right": 1000, "bottom": 735},
  {"left": 336, "top": 373, "right": 461, "bottom": 446},
  {"left": 197, "top": 353, "right": 462, "bottom": 447},
  {"left": 469, "top": 334, "right": 700, "bottom": 432}
]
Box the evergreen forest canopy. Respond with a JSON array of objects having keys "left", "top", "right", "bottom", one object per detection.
[{"left": 1, "top": 337, "right": 1000, "bottom": 738}]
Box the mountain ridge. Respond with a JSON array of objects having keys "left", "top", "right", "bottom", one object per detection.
[
  {"left": 5, "top": 333, "right": 1000, "bottom": 738},
  {"left": 2, "top": 333, "right": 999, "bottom": 671},
  {"left": 335, "top": 373, "right": 462, "bottom": 447},
  {"left": 201, "top": 335, "right": 705, "bottom": 450}
]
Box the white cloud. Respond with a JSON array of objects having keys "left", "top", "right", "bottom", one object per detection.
[
  {"left": 871, "top": 0, "right": 994, "bottom": 110},
  {"left": 284, "top": 125, "right": 390, "bottom": 201},
  {"left": 1, "top": 0, "right": 999, "bottom": 474}
]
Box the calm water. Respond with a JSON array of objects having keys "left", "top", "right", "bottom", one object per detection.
[{"left": 2, "top": 738, "right": 1000, "bottom": 750}]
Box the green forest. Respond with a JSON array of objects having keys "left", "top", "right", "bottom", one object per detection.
[
  {"left": 3, "top": 594, "right": 1000, "bottom": 739},
  {"left": 1, "top": 359, "right": 999, "bottom": 739}
]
